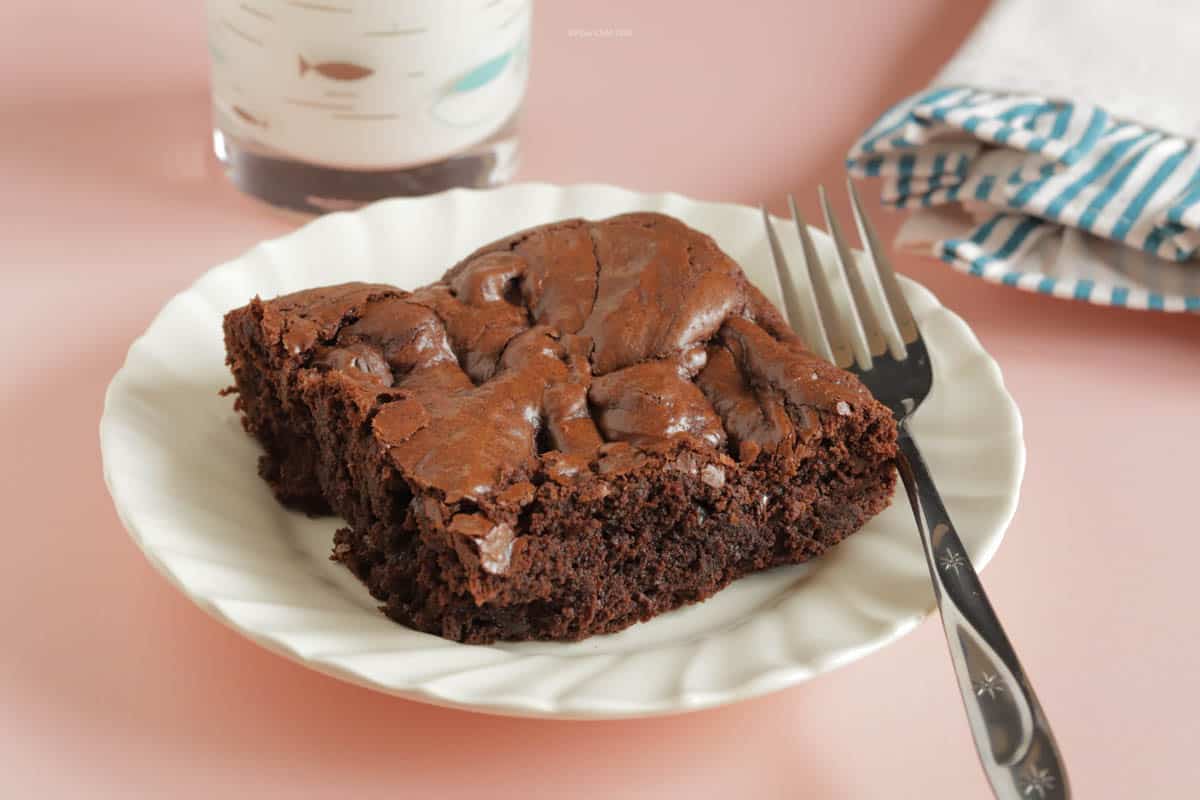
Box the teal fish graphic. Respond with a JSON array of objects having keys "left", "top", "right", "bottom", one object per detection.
[
  {"left": 450, "top": 50, "right": 513, "bottom": 93},
  {"left": 431, "top": 35, "right": 527, "bottom": 127}
]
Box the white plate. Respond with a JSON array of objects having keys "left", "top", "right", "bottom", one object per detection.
[{"left": 100, "top": 183, "right": 1024, "bottom": 719}]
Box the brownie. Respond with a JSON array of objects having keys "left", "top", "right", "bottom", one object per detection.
[{"left": 223, "top": 212, "right": 898, "bottom": 643}]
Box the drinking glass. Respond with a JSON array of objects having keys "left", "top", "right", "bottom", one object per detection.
[{"left": 206, "top": 0, "right": 531, "bottom": 213}]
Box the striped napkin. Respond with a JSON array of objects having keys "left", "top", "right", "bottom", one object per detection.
[{"left": 846, "top": 0, "right": 1200, "bottom": 312}]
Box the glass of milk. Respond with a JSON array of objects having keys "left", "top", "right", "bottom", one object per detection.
[{"left": 205, "top": 0, "right": 531, "bottom": 213}]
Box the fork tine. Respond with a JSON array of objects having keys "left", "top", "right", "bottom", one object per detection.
[
  {"left": 847, "top": 178, "right": 919, "bottom": 353},
  {"left": 819, "top": 186, "right": 888, "bottom": 369},
  {"left": 787, "top": 195, "right": 854, "bottom": 369},
  {"left": 760, "top": 206, "right": 812, "bottom": 354}
]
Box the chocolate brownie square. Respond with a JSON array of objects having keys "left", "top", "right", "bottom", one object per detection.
[{"left": 223, "top": 213, "right": 897, "bottom": 643}]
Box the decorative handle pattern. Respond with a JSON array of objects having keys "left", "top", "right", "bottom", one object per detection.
[{"left": 897, "top": 427, "right": 1069, "bottom": 799}]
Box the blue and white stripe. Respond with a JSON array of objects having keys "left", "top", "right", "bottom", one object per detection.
[{"left": 848, "top": 87, "right": 1200, "bottom": 312}]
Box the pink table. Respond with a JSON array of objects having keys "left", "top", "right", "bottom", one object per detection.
[{"left": 3, "top": 2, "right": 1197, "bottom": 796}]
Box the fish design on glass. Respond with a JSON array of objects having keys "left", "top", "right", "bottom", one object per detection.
[
  {"left": 450, "top": 50, "right": 513, "bottom": 93},
  {"left": 430, "top": 39, "right": 526, "bottom": 127},
  {"left": 232, "top": 105, "right": 269, "bottom": 128},
  {"left": 298, "top": 56, "right": 374, "bottom": 81}
]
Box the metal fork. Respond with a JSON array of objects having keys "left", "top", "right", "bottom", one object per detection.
[{"left": 763, "top": 182, "right": 1069, "bottom": 800}]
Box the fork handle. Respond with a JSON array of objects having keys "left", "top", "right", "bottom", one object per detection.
[{"left": 896, "top": 427, "right": 1069, "bottom": 799}]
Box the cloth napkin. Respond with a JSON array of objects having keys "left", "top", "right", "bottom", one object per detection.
[{"left": 846, "top": 0, "right": 1200, "bottom": 311}]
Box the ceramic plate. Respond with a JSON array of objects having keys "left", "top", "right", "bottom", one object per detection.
[{"left": 100, "top": 183, "right": 1024, "bottom": 719}]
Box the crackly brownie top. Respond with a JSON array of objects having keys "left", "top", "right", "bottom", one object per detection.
[{"left": 257, "top": 213, "right": 876, "bottom": 506}]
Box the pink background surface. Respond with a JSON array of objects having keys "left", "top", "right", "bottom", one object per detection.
[{"left": 3, "top": 1, "right": 1198, "bottom": 797}]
